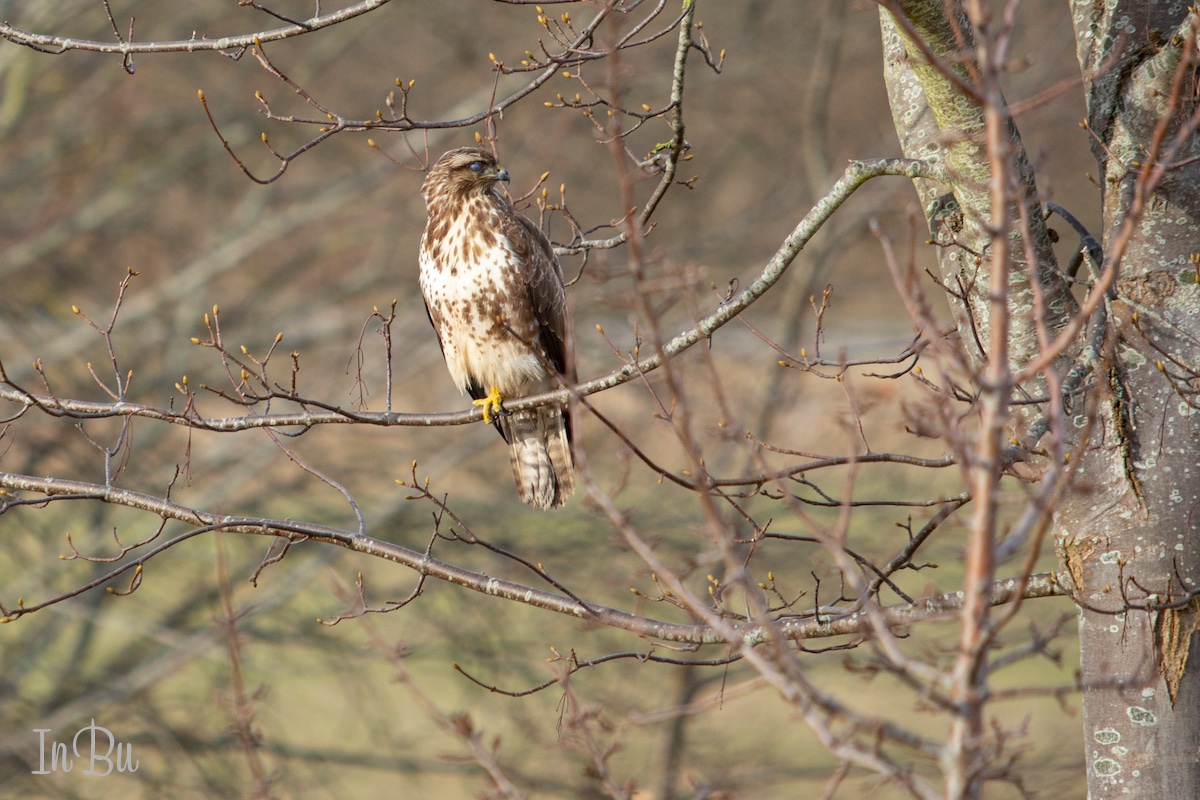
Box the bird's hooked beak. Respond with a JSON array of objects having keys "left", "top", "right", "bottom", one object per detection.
[{"left": 491, "top": 166, "right": 510, "bottom": 183}]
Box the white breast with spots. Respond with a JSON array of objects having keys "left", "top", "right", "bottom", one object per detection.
[{"left": 420, "top": 209, "right": 545, "bottom": 397}]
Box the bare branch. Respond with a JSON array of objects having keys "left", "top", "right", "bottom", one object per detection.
[{"left": 0, "top": 0, "right": 393, "bottom": 60}]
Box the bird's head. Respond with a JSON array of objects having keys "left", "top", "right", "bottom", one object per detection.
[{"left": 423, "top": 147, "right": 510, "bottom": 202}]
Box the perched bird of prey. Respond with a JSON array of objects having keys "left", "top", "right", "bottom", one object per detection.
[{"left": 419, "top": 147, "right": 575, "bottom": 509}]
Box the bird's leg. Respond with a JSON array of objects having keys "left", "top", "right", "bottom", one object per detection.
[{"left": 473, "top": 385, "right": 505, "bottom": 425}]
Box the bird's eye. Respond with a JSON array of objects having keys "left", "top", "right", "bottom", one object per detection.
[{"left": 468, "top": 161, "right": 484, "bottom": 172}]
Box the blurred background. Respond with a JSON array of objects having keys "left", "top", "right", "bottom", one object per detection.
[{"left": 0, "top": 1, "right": 1097, "bottom": 797}]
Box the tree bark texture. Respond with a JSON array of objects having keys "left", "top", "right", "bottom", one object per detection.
[
  {"left": 881, "top": 1, "right": 1200, "bottom": 796},
  {"left": 1062, "top": 3, "right": 1200, "bottom": 796}
]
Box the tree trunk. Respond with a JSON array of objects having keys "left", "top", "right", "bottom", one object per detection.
[
  {"left": 881, "top": 1, "right": 1200, "bottom": 796},
  {"left": 1061, "top": 4, "right": 1200, "bottom": 795}
]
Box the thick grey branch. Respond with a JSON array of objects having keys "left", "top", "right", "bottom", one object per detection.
[
  {"left": 0, "top": 0, "right": 392, "bottom": 56},
  {"left": 0, "top": 470, "right": 1063, "bottom": 642},
  {"left": 0, "top": 158, "right": 938, "bottom": 430}
]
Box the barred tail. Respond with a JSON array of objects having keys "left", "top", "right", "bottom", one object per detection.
[{"left": 500, "top": 406, "right": 574, "bottom": 509}]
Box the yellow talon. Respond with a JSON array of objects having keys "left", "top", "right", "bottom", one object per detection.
[{"left": 473, "top": 385, "right": 504, "bottom": 424}]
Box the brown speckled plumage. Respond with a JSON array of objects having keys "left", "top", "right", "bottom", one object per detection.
[{"left": 419, "top": 147, "right": 574, "bottom": 509}]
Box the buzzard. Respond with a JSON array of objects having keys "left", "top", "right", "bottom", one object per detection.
[{"left": 419, "top": 147, "right": 575, "bottom": 509}]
